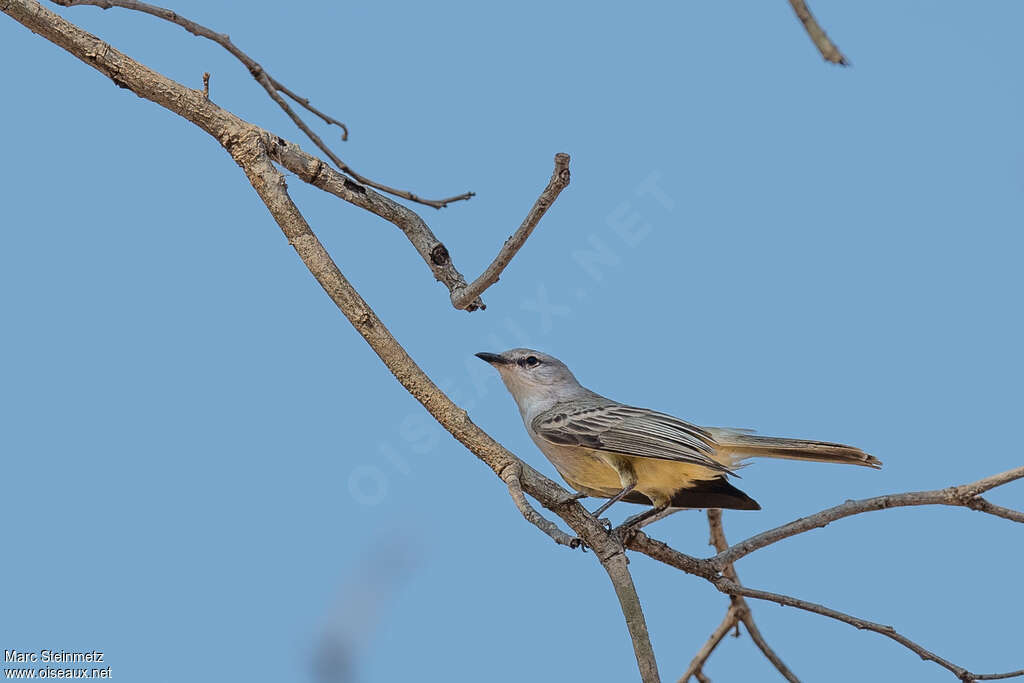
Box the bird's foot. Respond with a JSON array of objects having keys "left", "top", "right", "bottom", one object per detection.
[{"left": 611, "top": 522, "right": 639, "bottom": 542}]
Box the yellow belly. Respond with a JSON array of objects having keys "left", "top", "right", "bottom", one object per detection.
[{"left": 537, "top": 439, "right": 727, "bottom": 506}]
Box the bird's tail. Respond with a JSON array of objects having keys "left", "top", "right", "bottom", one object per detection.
[{"left": 708, "top": 428, "right": 881, "bottom": 469}]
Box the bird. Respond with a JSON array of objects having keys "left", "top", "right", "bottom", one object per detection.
[{"left": 476, "top": 348, "right": 880, "bottom": 528}]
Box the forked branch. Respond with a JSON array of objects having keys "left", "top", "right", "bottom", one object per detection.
[{"left": 450, "top": 152, "right": 571, "bottom": 309}]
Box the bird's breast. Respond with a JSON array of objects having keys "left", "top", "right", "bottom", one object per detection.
[{"left": 528, "top": 435, "right": 624, "bottom": 495}]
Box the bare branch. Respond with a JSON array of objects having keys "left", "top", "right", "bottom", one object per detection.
[
  {"left": 787, "top": 0, "right": 848, "bottom": 65},
  {"left": 626, "top": 474, "right": 1022, "bottom": 683},
  {"left": 450, "top": 153, "right": 571, "bottom": 309},
  {"left": 714, "top": 579, "right": 1024, "bottom": 683},
  {"left": 270, "top": 140, "right": 484, "bottom": 309},
  {"left": 599, "top": 548, "right": 661, "bottom": 683},
  {"left": 627, "top": 505, "right": 1022, "bottom": 683},
  {"left": 51, "top": 0, "right": 476, "bottom": 209},
  {"left": 678, "top": 606, "right": 740, "bottom": 683},
  {"left": 273, "top": 144, "right": 571, "bottom": 312},
  {"left": 624, "top": 531, "right": 717, "bottom": 579},
  {"left": 500, "top": 462, "right": 578, "bottom": 548},
  {"left": 967, "top": 497, "right": 1024, "bottom": 524},
  {"left": 712, "top": 466, "right": 1024, "bottom": 569},
  {"left": 270, "top": 77, "right": 348, "bottom": 136}
]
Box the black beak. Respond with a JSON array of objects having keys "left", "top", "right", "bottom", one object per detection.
[{"left": 475, "top": 352, "right": 508, "bottom": 365}]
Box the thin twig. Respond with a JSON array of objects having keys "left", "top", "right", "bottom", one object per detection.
[
  {"left": 678, "top": 606, "right": 740, "bottom": 683},
  {"left": 787, "top": 0, "right": 848, "bottom": 65},
  {"left": 450, "top": 153, "right": 571, "bottom": 309},
  {"left": 500, "top": 462, "right": 578, "bottom": 548},
  {"left": 51, "top": 0, "right": 474, "bottom": 209},
  {"left": 269, "top": 77, "right": 347, "bottom": 137},
  {"left": 712, "top": 467, "right": 1024, "bottom": 569}
]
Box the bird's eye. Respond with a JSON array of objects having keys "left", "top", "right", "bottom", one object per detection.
[{"left": 524, "top": 356, "right": 540, "bottom": 368}]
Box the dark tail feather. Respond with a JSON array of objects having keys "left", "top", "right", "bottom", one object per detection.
[
  {"left": 709, "top": 428, "right": 882, "bottom": 469},
  {"left": 622, "top": 476, "right": 761, "bottom": 510}
]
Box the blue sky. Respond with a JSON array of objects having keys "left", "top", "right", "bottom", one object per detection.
[{"left": 2, "top": 1, "right": 1022, "bottom": 681}]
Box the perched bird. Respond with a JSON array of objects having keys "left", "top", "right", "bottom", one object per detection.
[{"left": 476, "top": 348, "right": 880, "bottom": 527}]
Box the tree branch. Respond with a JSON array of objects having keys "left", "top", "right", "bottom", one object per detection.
[
  {"left": 787, "top": 0, "right": 848, "bottom": 65},
  {"left": 50, "top": 0, "right": 476, "bottom": 209},
  {"left": 625, "top": 481, "right": 1022, "bottom": 683},
  {"left": 713, "top": 579, "right": 1024, "bottom": 683},
  {"left": 272, "top": 143, "right": 570, "bottom": 312},
  {"left": 966, "top": 497, "right": 1024, "bottom": 524},
  {"left": 678, "top": 606, "right": 740, "bottom": 683},
  {"left": 269, "top": 140, "right": 485, "bottom": 309},
  {"left": 706, "top": 509, "right": 800, "bottom": 683},
  {"left": 599, "top": 548, "right": 662, "bottom": 682},
  {"left": 712, "top": 467, "right": 1024, "bottom": 570},
  {"left": 450, "top": 152, "right": 571, "bottom": 310},
  {"left": 627, "top": 516, "right": 1022, "bottom": 682},
  {"left": 500, "top": 461, "right": 578, "bottom": 548}
]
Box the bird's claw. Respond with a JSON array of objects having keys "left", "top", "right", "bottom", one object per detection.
[
  {"left": 611, "top": 522, "right": 640, "bottom": 543},
  {"left": 570, "top": 537, "right": 589, "bottom": 552}
]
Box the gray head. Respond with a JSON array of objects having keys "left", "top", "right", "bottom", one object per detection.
[{"left": 475, "top": 348, "right": 587, "bottom": 413}]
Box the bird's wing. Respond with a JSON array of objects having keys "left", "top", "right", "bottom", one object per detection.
[{"left": 531, "top": 400, "right": 731, "bottom": 473}]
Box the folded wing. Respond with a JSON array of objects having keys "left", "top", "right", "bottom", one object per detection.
[{"left": 532, "top": 399, "right": 732, "bottom": 474}]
